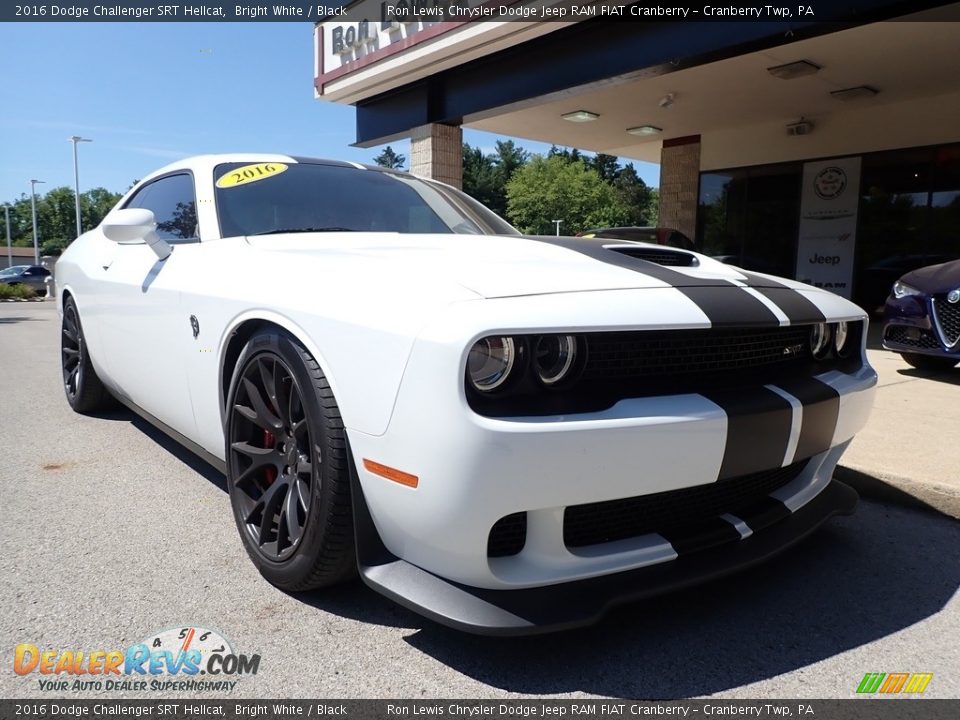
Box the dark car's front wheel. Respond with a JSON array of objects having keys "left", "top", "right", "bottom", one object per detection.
[
  {"left": 901, "top": 352, "right": 958, "bottom": 371},
  {"left": 61, "top": 296, "right": 114, "bottom": 413},
  {"left": 226, "top": 329, "right": 356, "bottom": 591}
]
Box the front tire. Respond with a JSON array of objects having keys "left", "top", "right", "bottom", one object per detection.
[
  {"left": 901, "top": 352, "right": 958, "bottom": 371},
  {"left": 61, "top": 296, "right": 113, "bottom": 413},
  {"left": 225, "top": 329, "right": 355, "bottom": 591}
]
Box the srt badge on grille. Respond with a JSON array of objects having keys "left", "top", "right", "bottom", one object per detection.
[
  {"left": 948, "top": 289, "right": 960, "bottom": 304},
  {"left": 783, "top": 343, "right": 804, "bottom": 356}
]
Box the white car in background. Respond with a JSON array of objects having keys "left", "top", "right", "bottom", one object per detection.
[{"left": 55, "top": 154, "right": 877, "bottom": 634}]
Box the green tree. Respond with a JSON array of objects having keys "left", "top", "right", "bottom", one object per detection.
[
  {"left": 548, "top": 145, "right": 583, "bottom": 163},
  {"left": 373, "top": 145, "right": 406, "bottom": 170},
  {"left": 462, "top": 143, "right": 499, "bottom": 212},
  {"left": 613, "top": 163, "right": 657, "bottom": 226},
  {"left": 3, "top": 186, "right": 122, "bottom": 254},
  {"left": 589, "top": 153, "right": 620, "bottom": 182},
  {"left": 462, "top": 140, "right": 531, "bottom": 218},
  {"left": 506, "top": 155, "right": 630, "bottom": 235}
]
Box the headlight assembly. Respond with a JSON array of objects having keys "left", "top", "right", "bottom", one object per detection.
[
  {"left": 533, "top": 335, "right": 578, "bottom": 386},
  {"left": 833, "top": 321, "right": 850, "bottom": 356},
  {"left": 467, "top": 336, "right": 516, "bottom": 392},
  {"left": 893, "top": 281, "right": 922, "bottom": 299},
  {"left": 809, "top": 322, "right": 833, "bottom": 359}
]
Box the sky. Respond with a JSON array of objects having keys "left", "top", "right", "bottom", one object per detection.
[{"left": 0, "top": 23, "right": 660, "bottom": 205}]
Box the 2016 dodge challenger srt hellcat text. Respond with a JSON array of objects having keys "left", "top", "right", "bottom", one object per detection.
[{"left": 55, "top": 154, "right": 877, "bottom": 634}]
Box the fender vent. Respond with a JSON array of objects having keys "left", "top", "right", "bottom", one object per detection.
[{"left": 607, "top": 246, "right": 698, "bottom": 267}]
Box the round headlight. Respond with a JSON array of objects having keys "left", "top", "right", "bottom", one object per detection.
[
  {"left": 834, "top": 321, "right": 850, "bottom": 356},
  {"left": 533, "top": 335, "right": 578, "bottom": 386},
  {"left": 467, "top": 336, "right": 516, "bottom": 392},
  {"left": 809, "top": 322, "right": 832, "bottom": 359}
]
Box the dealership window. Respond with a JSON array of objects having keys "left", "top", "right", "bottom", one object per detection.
[
  {"left": 697, "top": 163, "right": 800, "bottom": 277},
  {"left": 855, "top": 144, "right": 960, "bottom": 311},
  {"left": 700, "top": 143, "right": 960, "bottom": 313}
]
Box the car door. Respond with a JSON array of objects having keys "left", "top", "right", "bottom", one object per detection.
[
  {"left": 21, "top": 267, "right": 45, "bottom": 291},
  {"left": 96, "top": 173, "right": 202, "bottom": 439}
]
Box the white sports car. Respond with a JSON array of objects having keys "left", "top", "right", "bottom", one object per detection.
[{"left": 56, "top": 154, "right": 877, "bottom": 634}]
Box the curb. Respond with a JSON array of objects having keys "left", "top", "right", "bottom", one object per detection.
[
  {"left": 0, "top": 297, "right": 48, "bottom": 302},
  {"left": 835, "top": 465, "right": 960, "bottom": 520}
]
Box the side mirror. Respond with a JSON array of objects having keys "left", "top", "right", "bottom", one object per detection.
[{"left": 101, "top": 208, "right": 172, "bottom": 260}]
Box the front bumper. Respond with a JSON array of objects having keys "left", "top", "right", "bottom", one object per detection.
[
  {"left": 883, "top": 293, "right": 960, "bottom": 358},
  {"left": 352, "top": 473, "right": 858, "bottom": 635},
  {"left": 347, "top": 336, "right": 876, "bottom": 591}
]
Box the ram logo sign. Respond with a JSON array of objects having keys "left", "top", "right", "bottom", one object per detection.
[{"left": 856, "top": 672, "right": 933, "bottom": 695}]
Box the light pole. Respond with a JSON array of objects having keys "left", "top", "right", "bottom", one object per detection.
[
  {"left": 69, "top": 136, "right": 92, "bottom": 237},
  {"left": 4, "top": 204, "right": 11, "bottom": 268},
  {"left": 30, "top": 179, "right": 45, "bottom": 265},
  {"left": 552, "top": 219, "right": 563, "bottom": 236}
]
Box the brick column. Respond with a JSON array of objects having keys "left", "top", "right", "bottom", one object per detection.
[
  {"left": 410, "top": 123, "right": 463, "bottom": 190},
  {"left": 658, "top": 135, "right": 701, "bottom": 241}
]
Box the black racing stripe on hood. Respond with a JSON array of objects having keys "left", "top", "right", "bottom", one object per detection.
[
  {"left": 738, "top": 271, "right": 827, "bottom": 325},
  {"left": 675, "top": 286, "right": 779, "bottom": 327},
  {"left": 528, "top": 236, "right": 729, "bottom": 287},
  {"left": 700, "top": 387, "right": 794, "bottom": 481},
  {"left": 527, "top": 236, "right": 779, "bottom": 326}
]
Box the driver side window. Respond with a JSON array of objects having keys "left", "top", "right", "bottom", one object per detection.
[{"left": 126, "top": 174, "right": 199, "bottom": 242}]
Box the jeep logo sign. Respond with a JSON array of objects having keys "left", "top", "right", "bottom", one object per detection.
[
  {"left": 809, "top": 254, "right": 841, "bottom": 265},
  {"left": 795, "top": 157, "right": 861, "bottom": 300}
]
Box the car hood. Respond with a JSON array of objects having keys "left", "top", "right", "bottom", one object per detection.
[
  {"left": 901, "top": 259, "right": 960, "bottom": 294},
  {"left": 244, "top": 233, "right": 786, "bottom": 299}
]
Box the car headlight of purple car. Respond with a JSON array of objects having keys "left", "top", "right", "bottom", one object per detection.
[{"left": 892, "top": 281, "right": 923, "bottom": 299}]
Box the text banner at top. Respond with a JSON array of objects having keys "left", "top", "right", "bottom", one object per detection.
[{"left": 4, "top": 0, "right": 953, "bottom": 23}]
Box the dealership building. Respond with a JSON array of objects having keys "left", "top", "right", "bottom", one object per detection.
[{"left": 315, "top": 1, "right": 960, "bottom": 311}]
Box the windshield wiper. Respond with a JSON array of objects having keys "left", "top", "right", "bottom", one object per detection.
[{"left": 250, "top": 227, "right": 356, "bottom": 235}]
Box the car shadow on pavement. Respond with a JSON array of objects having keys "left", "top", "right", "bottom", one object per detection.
[
  {"left": 397, "top": 501, "right": 959, "bottom": 697},
  {"left": 897, "top": 367, "right": 960, "bottom": 386},
  {"left": 89, "top": 407, "right": 228, "bottom": 493},
  {"left": 0, "top": 315, "right": 41, "bottom": 324},
  {"left": 295, "top": 582, "right": 429, "bottom": 631}
]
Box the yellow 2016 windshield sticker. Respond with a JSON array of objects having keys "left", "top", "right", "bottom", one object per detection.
[{"left": 216, "top": 163, "right": 288, "bottom": 188}]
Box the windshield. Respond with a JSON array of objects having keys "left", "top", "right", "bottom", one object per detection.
[
  {"left": 214, "top": 161, "right": 518, "bottom": 238},
  {"left": 0, "top": 266, "right": 27, "bottom": 277}
]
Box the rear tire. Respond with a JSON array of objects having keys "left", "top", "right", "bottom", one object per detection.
[
  {"left": 61, "top": 296, "right": 114, "bottom": 413},
  {"left": 901, "top": 353, "right": 958, "bottom": 371},
  {"left": 225, "top": 328, "right": 356, "bottom": 591}
]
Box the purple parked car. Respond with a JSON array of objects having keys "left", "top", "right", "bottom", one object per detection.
[{"left": 883, "top": 258, "right": 960, "bottom": 371}]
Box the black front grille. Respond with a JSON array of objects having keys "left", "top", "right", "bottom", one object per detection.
[
  {"left": 583, "top": 326, "right": 813, "bottom": 381},
  {"left": 933, "top": 299, "right": 960, "bottom": 346},
  {"left": 467, "top": 324, "right": 864, "bottom": 417},
  {"left": 609, "top": 247, "right": 697, "bottom": 267},
  {"left": 884, "top": 325, "right": 941, "bottom": 350},
  {"left": 488, "top": 512, "right": 527, "bottom": 557},
  {"left": 563, "top": 461, "right": 807, "bottom": 549}
]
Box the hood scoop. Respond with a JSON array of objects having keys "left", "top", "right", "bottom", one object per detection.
[{"left": 605, "top": 244, "right": 699, "bottom": 267}]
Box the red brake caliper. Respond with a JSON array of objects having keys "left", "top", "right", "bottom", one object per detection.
[{"left": 263, "top": 429, "right": 277, "bottom": 486}]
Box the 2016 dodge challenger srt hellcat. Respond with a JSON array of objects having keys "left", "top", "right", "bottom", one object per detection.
[{"left": 55, "top": 154, "right": 877, "bottom": 634}]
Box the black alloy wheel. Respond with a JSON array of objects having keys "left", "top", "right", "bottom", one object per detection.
[
  {"left": 226, "top": 329, "right": 355, "bottom": 590},
  {"left": 230, "top": 352, "right": 314, "bottom": 561},
  {"left": 62, "top": 301, "right": 83, "bottom": 402},
  {"left": 61, "top": 296, "right": 112, "bottom": 413}
]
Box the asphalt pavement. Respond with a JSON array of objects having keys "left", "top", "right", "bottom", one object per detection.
[{"left": 1, "top": 301, "right": 957, "bottom": 700}]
